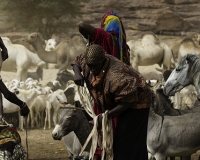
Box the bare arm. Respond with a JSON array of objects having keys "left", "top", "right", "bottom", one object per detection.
[
  {"left": 72, "top": 64, "right": 84, "bottom": 86},
  {"left": 107, "top": 102, "right": 133, "bottom": 119},
  {"left": 0, "top": 37, "right": 8, "bottom": 61},
  {"left": 79, "top": 22, "right": 96, "bottom": 39},
  {"left": 98, "top": 102, "right": 133, "bottom": 130},
  {"left": 0, "top": 37, "right": 6, "bottom": 49},
  {"left": 0, "top": 80, "right": 30, "bottom": 116},
  {"left": 0, "top": 80, "right": 24, "bottom": 106}
]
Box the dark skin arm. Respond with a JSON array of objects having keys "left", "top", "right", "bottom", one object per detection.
[
  {"left": 0, "top": 80, "right": 24, "bottom": 106},
  {"left": 0, "top": 79, "right": 30, "bottom": 117},
  {"left": 72, "top": 64, "right": 84, "bottom": 86},
  {"left": 0, "top": 37, "right": 8, "bottom": 61},
  {"left": 107, "top": 102, "right": 133, "bottom": 118},
  {"left": 98, "top": 102, "right": 133, "bottom": 130},
  {"left": 79, "top": 22, "right": 96, "bottom": 40}
]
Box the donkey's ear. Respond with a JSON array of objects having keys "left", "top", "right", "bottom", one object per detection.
[{"left": 185, "top": 54, "right": 189, "bottom": 60}]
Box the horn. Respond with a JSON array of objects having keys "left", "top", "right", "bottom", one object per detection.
[{"left": 155, "top": 67, "right": 164, "bottom": 73}]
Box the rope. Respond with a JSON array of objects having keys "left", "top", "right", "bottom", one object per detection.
[
  {"left": 24, "top": 116, "right": 29, "bottom": 160},
  {"left": 79, "top": 112, "right": 113, "bottom": 160},
  {"left": 101, "top": 111, "right": 113, "bottom": 160},
  {"left": 57, "top": 86, "right": 114, "bottom": 159},
  {"left": 76, "top": 85, "right": 113, "bottom": 160},
  {"left": 79, "top": 115, "right": 99, "bottom": 159},
  {"left": 59, "top": 106, "right": 85, "bottom": 110}
]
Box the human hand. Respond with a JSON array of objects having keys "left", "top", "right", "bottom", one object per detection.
[
  {"left": 97, "top": 114, "right": 103, "bottom": 130},
  {"left": 1, "top": 47, "right": 8, "bottom": 61},
  {"left": 20, "top": 103, "right": 30, "bottom": 117},
  {"left": 74, "top": 73, "right": 84, "bottom": 86}
]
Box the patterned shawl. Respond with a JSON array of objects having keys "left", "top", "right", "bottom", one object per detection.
[{"left": 0, "top": 127, "right": 21, "bottom": 145}]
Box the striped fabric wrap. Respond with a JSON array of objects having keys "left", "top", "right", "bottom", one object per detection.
[
  {"left": 0, "top": 127, "right": 21, "bottom": 145},
  {"left": 101, "top": 10, "right": 130, "bottom": 65}
]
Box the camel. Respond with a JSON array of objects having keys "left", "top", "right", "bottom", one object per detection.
[
  {"left": 1, "top": 37, "right": 45, "bottom": 81},
  {"left": 11, "top": 38, "right": 37, "bottom": 53},
  {"left": 26, "top": 32, "right": 87, "bottom": 72},
  {"left": 127, "top": 32, "right": 173, "bottom": 71},
  {"left": 170, "top": 38, "right": 200, "bottom": 65}
]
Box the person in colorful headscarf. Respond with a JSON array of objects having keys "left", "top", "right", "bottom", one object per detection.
[
  {"left": 72, "top": 44, "right": 151, "bottom": 160},
  {"left": 79, "top": 10, "right": 130, "bottom": 65}
]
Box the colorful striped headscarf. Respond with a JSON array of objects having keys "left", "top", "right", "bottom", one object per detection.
[{"left": 101, "top": 10, "right": 130, "bottom": 65}]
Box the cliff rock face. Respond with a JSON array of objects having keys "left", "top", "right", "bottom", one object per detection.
[
  {"left": 0, "top": 0, "right": 199, "bottom": 41},
  {"left": 78, "top": 0, "right": 200, "bottom": 40}
]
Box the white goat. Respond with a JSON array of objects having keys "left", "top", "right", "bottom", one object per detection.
[
  {"left": 169, "top": 85, "right": 197, "bottom": 110},
  {"left": 44, "top": 89, "right": 67, "bottom": 130},
  {"left": 3, "top": 87, "right": 46, "bottom": 130},
  {"left": 64, "top": 83, "right": 93, "bottom": 109},
  {"left": 29, "top": 91, "right": 51, "bottom": 128}
]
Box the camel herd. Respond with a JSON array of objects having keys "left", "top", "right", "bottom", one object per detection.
[{"left": 2, "top": 31, "right": 200, "bottom": 81}]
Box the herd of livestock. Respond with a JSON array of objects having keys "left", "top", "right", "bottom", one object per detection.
[{"left": 1, "top": 32, "right": 200, "bottom": 160}]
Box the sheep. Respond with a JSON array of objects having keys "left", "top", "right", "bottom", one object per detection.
[
  {"left": 3, "top": 86, "right": 46, "bottom": 130},
  {"left": 45, "top": 80, "right": 62, "bottom": 91},
  {"left": 146, "top": 80, "right": 159, "bottom": 87},
  {"left": 64, "top": 83, "right": 93, "bottom": 112},
  {"left": 44, "top": 89, "right": 67, "bottom": 130},
  {"left": 27, "top": 66, "right": 43, "bottom": 81},
  {"left": 29, "top": 87, "right": 52, "bottom": 128},
  {"left": 169, "top": 85, "right": 198, "bottom": 110}
]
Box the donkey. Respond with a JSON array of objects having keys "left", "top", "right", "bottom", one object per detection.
[
  {"left": 152, "top": 88, "right": 200, "bottom": 160},
  {"left": 52, "top": 91, "right": 200, "bottom": 160},
  {"left": 163, "top": 53, "right": 200, "bottom": 101},
  {"left": 52, "top": 107, "right": 91, "bottom": 160},
  {"left": 155, "top": 88, "right": 200, "bottom": 116}
]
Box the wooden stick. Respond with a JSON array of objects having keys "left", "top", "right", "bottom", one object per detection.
[
  {"left": 0, "top": 124, "right": 9, "bottom": 127},
  {"left": 60, "top": 106, "right": 85, "bottom": 110},
  {"left": 57, "top": 96, "right": 85, "bottom": 110}
]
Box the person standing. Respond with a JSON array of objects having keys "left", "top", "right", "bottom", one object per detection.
[
  {"left": 72, "top": 44, "right": 151, "bottom": 160},
  {"left": 0, "top": 37, "right": 29, "bottom": 122},
  {"left": 79, "top": 10, "right": 130, "bottom": 65}
]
